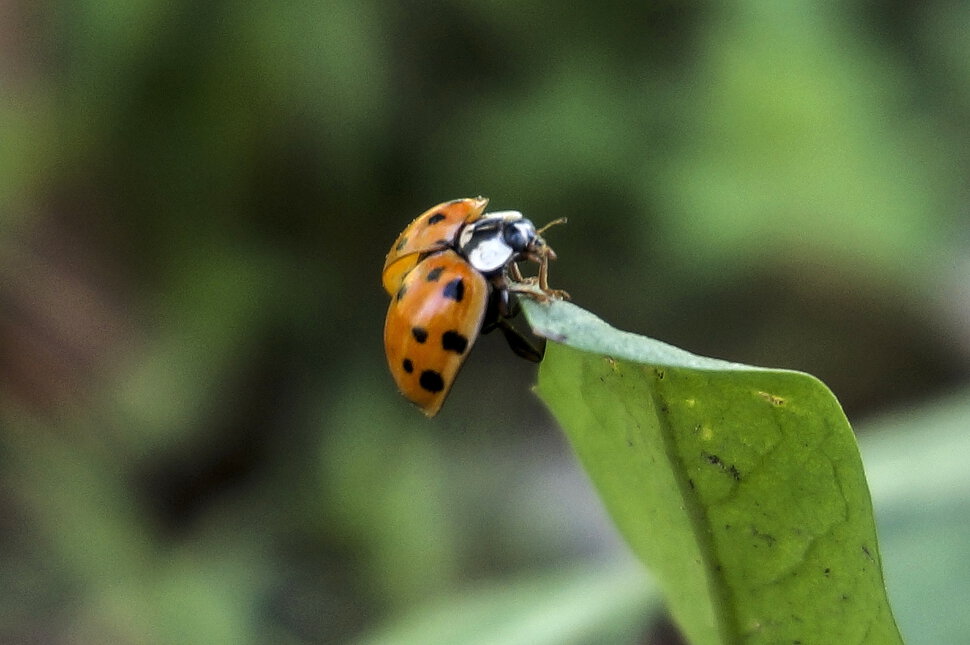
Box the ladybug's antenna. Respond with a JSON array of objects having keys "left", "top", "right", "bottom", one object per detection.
[{"left": 536, "top": 217, "right": 567, "bottom": 235}]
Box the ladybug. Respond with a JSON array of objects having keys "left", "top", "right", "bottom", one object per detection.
[{"left": 382, "top": 197, "right": 566, "bottom": 416}]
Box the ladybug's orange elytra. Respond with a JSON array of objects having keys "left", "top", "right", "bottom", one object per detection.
[{"left": 383, "top": 249, "right": 489, "bottom": 417}]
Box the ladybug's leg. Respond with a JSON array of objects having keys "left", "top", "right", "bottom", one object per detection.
[
  {"left": 538, "top": 252, "right": 550, "bottom": 290},
  {"left": 480, "top": 288, "right": 545, "bottom": 362},
  {"left": 488, "top": 276, "right": 514, "bottom": 316},
  {"left": 495, "top": 317, "right": 545, "bottom": 362},
  {"left": 533, "top": 251, "right": 571, "bottom": 300},
  {"left": 505, "top": 252, "right": 570, "bottom": 301},
  {"left": 507, "top": 215, "right": 569, "bottom": 300}
]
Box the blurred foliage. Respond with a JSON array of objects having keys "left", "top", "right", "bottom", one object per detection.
[
  {"left": 860, "top": 389, "right": 970, "bottom": 645},
  {"left": 1, "top": 0, "right": 969, "bottom": 643}
]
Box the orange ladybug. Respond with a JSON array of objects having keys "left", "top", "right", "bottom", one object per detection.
[{"left": 382, "top": 197, "right": 565, "bottom": 416}]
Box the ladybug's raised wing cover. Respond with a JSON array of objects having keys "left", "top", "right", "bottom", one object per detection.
[{"left": 381, "top": 197, "right": 488, "bottom": 295}]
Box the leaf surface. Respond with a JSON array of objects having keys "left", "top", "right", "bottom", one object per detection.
[{"left": 521, "top": 298, "right": 902, "bottom": 645}]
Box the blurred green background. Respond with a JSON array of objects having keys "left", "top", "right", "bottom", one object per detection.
[{"left": 2, "top": 1, "right": 969, "bottom": 643}]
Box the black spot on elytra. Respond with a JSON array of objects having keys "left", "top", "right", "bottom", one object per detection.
[
  {"left": 426, "top": 266, "right": 444, "bottom": 282},
  {"left": 443, "top": 278, "right": 464, "bottom": 302},
  {"left": 419, "top": 370, "right": 444, "bottom": 393},
  {"left": 411, "top": 327, "right": 428, "bottom": 343},
  {"left": 395, "top": 236, "right": 408, "bottom": 251},
  {"left": 442, "top": 330, "right": 468, "bottom": 354},
  {"left": 427, "top": 212, "right": 446, "bottom": 225},
  {"left": 402, "top": 358, "right": 413, "bottom": 373}
]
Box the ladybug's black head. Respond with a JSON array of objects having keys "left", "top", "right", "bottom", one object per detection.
[
  {"left": 502, "top": 219, "right": 537, "bottom": 253},
  {"left": 459, "top": 211, "right": 537, "bottom": 275}
]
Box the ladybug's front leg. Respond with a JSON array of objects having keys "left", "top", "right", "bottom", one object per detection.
[
  {"left": 509, "top": 251, "right": 570, "bottom": 302},
  {"left": 508, "top": 262, "right": 525, "bottom": 283},
  {"left": 537, "top": 249, "right": 570, "bottom": 300}
]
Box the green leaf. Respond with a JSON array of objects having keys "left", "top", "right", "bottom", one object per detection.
[{"left": 520, "top": 298, "right": 902, "bottom": 645}]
